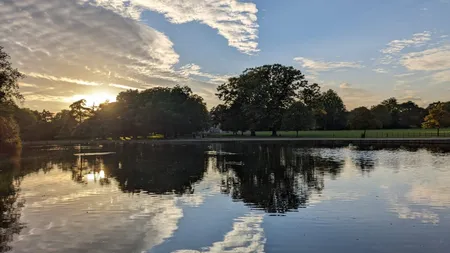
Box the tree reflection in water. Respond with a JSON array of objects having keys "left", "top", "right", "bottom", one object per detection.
[
  {"left": 104, "top": 144, "right": 208, "bottom": 195},
  {"left": 0, "top": 158, "right": 25, "bottom": 253},
  {"left": 210, "top": 144, "right": 344, "bottom": 213}
]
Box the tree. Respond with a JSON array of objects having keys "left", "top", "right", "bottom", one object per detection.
[
  {"left": 397, "top": 101, "right": 425, "bottom": 128},
  {"left": 0, "top": 46, "right": 24, "bottom": 106},
  {"left": 348, "top": 107, "right": 380, "bottom": 130},
  {"left": 371, "top": 104, "right": 392, "bottom": 128},
  {"left": 69, "top": 99, "right": 91, "bottom": 124},
  {"left": 282, "top": 101, "right": 313, "bottom": 137},
  {"left": 0, "top": 46, "right": 23, "bottom": 154},
  {"left": 381, "top": 97, "right": 400, "bottom": 128},
  {"left": 217, "top": 64, "right": 314, "bottom": 136},
  {"left": 316, "top": 89, "right": 347, "bottom": 130},
  {"left": 210, "top": 103, "right": 249, "bottom": 135},
  {"left": 422, "top": 103, "right": 450, "bottom": 130},
  {"left": 13, "top": 107, "right": 37, "bottom": 140},
  {"left": 0, "top": 116, "right": 21, "bottom": 155}
]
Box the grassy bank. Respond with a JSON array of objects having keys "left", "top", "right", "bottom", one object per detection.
[{"left": 218, "top": 128, "right": 450, "bottom": 138}]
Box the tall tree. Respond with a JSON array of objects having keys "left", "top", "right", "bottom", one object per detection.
[
  {"left": 317, "top": 90, "right": 347, "bottom": 130},
  {"left": 0, "top": 46, "right": 24, "bottom": 108},
  {"left": 371, "top": 104, "right": 392, "bottom": 128},
  {"left": 217, "top": 64, "right": 314, "bottom": 136},
  {"left": 381, "top": 97, "right": 400, "bottom": 128},
  {"left": 397, "top": 101, "right": 425, "bottom": 128},
  {"left": 69, "top": 99, "right": 91, "bottom": 125},
  {"left": 0, "top": 46, "right": 23, "bottom": 154},
  {"left": 282, "top": 101, "right": 313, "bottom": 137},
  {"left": 348, "top": 107, "right": 380, "bottom": 130}
]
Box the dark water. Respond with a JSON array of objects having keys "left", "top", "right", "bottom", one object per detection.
[{"left": 1, "top": 143, "right": 450, "bottom": 253}]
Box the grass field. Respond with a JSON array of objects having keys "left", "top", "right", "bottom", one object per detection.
[{"left": 217, "top": 128, "right": 450, "bottom": 138}]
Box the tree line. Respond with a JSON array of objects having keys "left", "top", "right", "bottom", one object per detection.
[
  {"left": 211, "top": 64, "right": 450, "bottom": 136},
  {"left": 2, "top": 46, "right": 450, "bottom": 153}
]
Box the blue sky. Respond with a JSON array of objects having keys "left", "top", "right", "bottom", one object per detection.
[{"left": 1, "top": 0, "right": 450, "bottom": 111}]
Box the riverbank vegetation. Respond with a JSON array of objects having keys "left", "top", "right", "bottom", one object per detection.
[{"left": 0, "top": 46, "right": 23, "bottom": 155}]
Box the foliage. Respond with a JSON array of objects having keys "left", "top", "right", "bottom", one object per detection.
[
  {"left": 397, "top": 101, "right": 425, "bottom": 128},
  {"left": 282, "top": 101, "right": 313, "bottom": 136},
  {"left": 0, "top": 116, "right": 21, "bottom": 155},
  {"left": 315, "top": 89, "right": 347, "bottom": 130},
  {"left": 422, "top": 103, "right": 450, "bottom": 129},
  {"left": 70, "top": 99, "right": 92, "bottom": 124},
  {"left": 217, "top": 64, "right": 315, "bottom": 136},
  {"left": 0, "top": 46, "right": 24, "bottom": 106},
  {"left": 348, "top": 107, "right": 380, "bottom": 130},
  {"left": 371, "top": 104, "right": 392, "bottom": 128},
  {"left": 73, "top": 86, "right": 208, "bottom": 139}
]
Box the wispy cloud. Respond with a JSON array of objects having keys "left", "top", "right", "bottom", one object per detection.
[
  {"left": 294, "top": 57, "right": 363, "bottom": 72},
  {"left": 394, "top": 73, "right": 415, "bottom": 78},
  {"left": 431, "top": 70, "right": 450, "bottom": 83},
  {"left": 26, "top": 73, "right": 102, "bottom": 86},
  {"left": 179, "top": 64, "right": 232, "bottom": 84},
  {"left": 380, "top": 31, "right": 432, "bottom": 55},
  {"left": 84, "top": 0, "right": 260, "bottom": 54},
  {"left": 373, "top": 68, "right": 388, "bottom": 74},
  {"left": 109, "top": 83, "right": 144, "bottom": 91},
  {"left": 401, "top": 45, "right": 450, "bottom": 71}
]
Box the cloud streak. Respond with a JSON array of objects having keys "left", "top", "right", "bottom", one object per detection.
[
  {"left": 381, "top": 31, "right": 432, "bottom": 55},
  {"left": 294, "top": 57, "right": 363, "bottom": 72}
]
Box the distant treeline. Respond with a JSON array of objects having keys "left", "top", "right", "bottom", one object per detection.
[{"left": 2, "top": 46, "right": 450, "bottom": 149}]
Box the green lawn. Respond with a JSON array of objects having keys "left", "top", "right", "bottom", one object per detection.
[{"left": 217, "top": 128, "right": 450, "bottom": 138}]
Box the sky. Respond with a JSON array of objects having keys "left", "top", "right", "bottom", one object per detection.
[{"left": 1, "top": 0, "right": 450, "bottom": 111}]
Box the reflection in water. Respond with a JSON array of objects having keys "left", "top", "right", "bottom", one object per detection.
[
  {"left": 212, "top": 144, "right": 343, "bottom": 213},
  {"left": 0, "top": 144, "right": 450, "bottom": 252},
  {"left": 0, "top": 159, "right": 24, "bottom": 253}
]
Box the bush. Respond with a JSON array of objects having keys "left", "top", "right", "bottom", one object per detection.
[{"left": 0, "top": 116, "right": 22, "bottom": 155}]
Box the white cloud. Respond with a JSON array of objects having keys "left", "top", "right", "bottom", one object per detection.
[
  {"left": 294, "top": 57, "right": 363, "bottom": 72},
  {"left": 180, "top": 64, "right": 232, "bottom": 84},
  {"left": 109, "top": 83, "right": 144, "bottom": 90},
  {"left": 19, "top": 82, "right": 38, "bottom": 88},
  {"left": 26, "top": 72, "right": 102, "bottom": 86},
  {"left": 381, "top": 31, "right": 432, "bottom": 55},
  {"left": 1, "top": 0, "right": 226, "bottom": 111},
  {"left": 373, "top": 68, "right": 388, "bottom": 74},
  {"left": 84, "top": 0, "right": 260, "bottom": 54},
  {"left": 394, "top": 73, "right": 415, "bottom": 78},
  {"left": 431, "top": 70, "right": 450, "bottom": 83},
  {"left": 401, "top": 45, "right": 450, "bottom": 71},
  {"left": 173, "top": 213, "right": 266, "bottom": 253},
  {"left": 339, "top": 82, "right": 352, "bottom": 89}
]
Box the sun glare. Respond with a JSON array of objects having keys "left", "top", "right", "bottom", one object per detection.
[{"left": 70, "top": 92, "right": 117, "bottom": 107}]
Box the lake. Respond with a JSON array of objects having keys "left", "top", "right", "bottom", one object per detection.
[{"left": 1, "top": 143, "right": 450, "bottom": 253}]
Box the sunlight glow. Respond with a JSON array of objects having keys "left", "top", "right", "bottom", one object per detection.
[
  {"left": 85, "top": 170, "right": 106, "bottom": 181},
  {"left": 70, "top": 93, "right": 117, "bottom": 107}
]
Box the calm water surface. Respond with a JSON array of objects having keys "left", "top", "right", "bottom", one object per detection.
[{"left": 1, "top": 143, "right": 450, "bottom": 253}]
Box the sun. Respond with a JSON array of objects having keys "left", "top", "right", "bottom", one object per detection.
[{"left": 70, "top": 92, "right": 117, "bottom": 107}]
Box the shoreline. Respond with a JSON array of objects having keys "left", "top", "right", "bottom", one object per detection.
[{"left": 22, "top": 137, "right": 450, "bottom": 146}]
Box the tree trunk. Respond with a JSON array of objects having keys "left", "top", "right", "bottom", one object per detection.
[
  {"left": 241, "top": 131, "right": 244, "bottom": 136},
  {"left": 437, "top": 128, "right": 440, "bottom": 137},
  {"left": 271, "top": 130, "right": 277, "bottom": 137},
  {"left": 250, "top": 130, "right": 256, "bottom": 136},
  {"left": 296, "top": 130, "right": 299, "bottom": 138}
]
